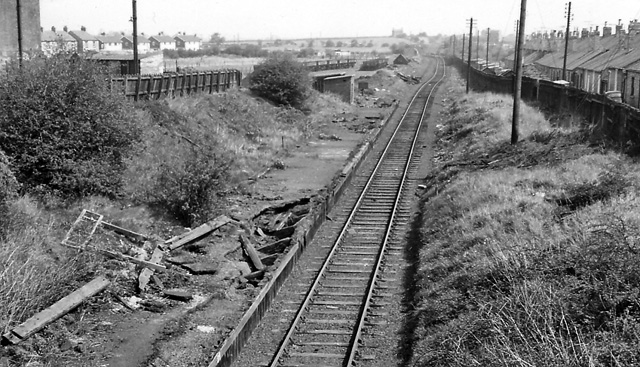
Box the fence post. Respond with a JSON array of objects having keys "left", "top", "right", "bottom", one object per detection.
[{"left": 135, "top": 74, "right": 142, "bottom": 101}]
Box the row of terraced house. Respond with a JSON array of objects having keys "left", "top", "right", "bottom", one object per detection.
[
  {"left": 41, "top": 26, "right": 202, "bottom": 56},
  {"left": 519, "top": 20, "right": 640, "bottom": 109}
]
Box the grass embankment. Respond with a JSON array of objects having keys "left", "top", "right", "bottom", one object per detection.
[
  {"left": 411, "top": 77, "right": 640, "bottom": 366},
  {"left": 0, "top": 86, "right": 350, "bottom": 364}
]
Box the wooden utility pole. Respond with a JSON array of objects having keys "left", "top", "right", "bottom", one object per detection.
[
  {"left": 476, "top": 29, "right": 480, "bottom": 60},
  {"left": 453, "top": 35, "right": 456, "bottom": 57},
  {"left": 16, "top": 0, "right": 23, "bottom": 68},
  {"left": 467, "top": 18, "right": 473, "bottom": 94},
  {"left": 512, "top": 0, "right": 527, "bottom": 145},
  {"left": 462, "top": 33, "right": 466, "bottom": 62},
  {"left": 132, "top": 0, "right": 139, "bottom": 74},
  {"left": 486, "top": 28, "right": 490, "bottom": 65},
  {"left": 562, "top": 2, "right": 572, "bottom": 81}
]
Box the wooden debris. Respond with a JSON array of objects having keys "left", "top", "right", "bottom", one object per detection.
[
  {"left": 269, "top": 225, "right": 296, "bottom": 239},
  {"left": 256, "top": 237, "right": 291, "bottom": 255},
  {"left": 260, "top": 253, "right": 278, "bottom": 267},
  {"left": 163, "top": 289, "right": 193, "bottom": 302},
  {"left": 269, "top": 212, "right": 292, "bottom": 232},
  {"left": 2, "top": 276, "right": 110, "bottom": 345},
  {"left": 166, "top": 255, "right": 198, "bottom": 265},
  {"left": 182, "top": 262, "right": 218, "bottom": 275},
  {"left": 64, "top": 243, "right": 167, "bottom": 272},
  {"left": 244, "top": 270, "right": 265, "bottom": 281},
  {"left": 239, "top": 233, "right": 264, "bottom": 271},
  {"left": 138, "top": 245, "right": 165, "bottom": 292},
  {"left": 169, "top": 215, "right": 232, "bottom": 251},
  {"left": 101, "top": 221, "right": 148, "bottom": 243},
  {"left": 113, "top": 293, "right": 135, "bottom": 311},
  {"left": 255, "top": 227, "right": 267, "bottom": 238},
  {"left": 152, "top": 275, "right": 164, "bottom": 290}
]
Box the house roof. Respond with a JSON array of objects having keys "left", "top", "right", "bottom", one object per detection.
[
  {"left": 88, "top": 52, "right": 154, "bottom": 61},
  {"left": 174, "top": 34, "right": 202, "bottom": 42},
  {"left": 41, "top": 30, "right": 75, "bottom": 42},
  {"left": 149, "top": 35, "right": 175, "bottom": 43},
  {"left": 96, "top": 35, "right": 123, "bottom": 44},
  {"left": 68, "top": 30, "right": 98, "bottom": 41},
  {"left": 121, "top": 35, "right": 150, "bottom": 43}
]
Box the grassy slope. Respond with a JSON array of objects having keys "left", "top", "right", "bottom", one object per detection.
[
  {"left": 411, "top": 75, "right": 640, "bottom": 366},
  {"left": 0, "top": 89, "right": 352, "bottom": 364}
]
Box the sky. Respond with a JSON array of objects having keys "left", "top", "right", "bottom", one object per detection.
[{"left": 39, "top": 0, "right": 640, "bottom": 41}]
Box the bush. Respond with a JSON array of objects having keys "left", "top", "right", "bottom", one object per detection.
[
  {"left": 0, "top": 149, "right": 18, "bottom": 204},
  {"left": 0, "top": 55, "right": 140, "bottom": 199},
  {"left": 249, "top": 52, "right": 311, "bottom": 109}
]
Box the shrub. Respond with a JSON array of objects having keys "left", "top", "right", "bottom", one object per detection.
[
  {"left": 0, "top": 149, "right": 18, "bottom": 204},
  {"left": 249, "top": 52, "right": 311, "bottom": 109},
  {"left": 0, "top": 55, "right": 140, "bottom": 199}
]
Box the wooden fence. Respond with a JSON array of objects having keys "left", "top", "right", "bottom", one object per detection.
[
  {"left": 111, "top": 69, "right": 242, "bottom": 101},
  {"left": 303, "top": 59, "right": 357, "bottom": 72},
  {"left": 450, "top": 57, "right": 640, "bottom": 144}
]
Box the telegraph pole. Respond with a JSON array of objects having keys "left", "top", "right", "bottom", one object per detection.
[
  {"left": 562, "top": 2, "right": 572, "bottom": 81},
  {"left": 476, "top": 29, "right": 480, "bottom": 60},
  {"left": 453, "top": 35, "right": 456, "bottom": 57},
  {"left": 512, "top": 0, "right": 527, "bottom": 144},
  {"left": 462, "top": 33, "right": 466, "bottom": 62},
  {"left": 486, "top": 28, "right": 490, "bottom": 65},
  {"left": 132, "top": 0, "right": 139, "bottom": 74},
  {"left": 467, "top": 18, "right": 473, "bottom": 94},
  {"left": 16, "top": 0, "right": 23, "bottom": 68}
]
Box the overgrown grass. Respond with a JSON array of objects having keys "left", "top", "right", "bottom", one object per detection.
[
  {"left": 0, "top": 198, "right": 96, "bottom": 338},
  {"left": 412, "top": 75, "right": 640, "bottom": 366},
  {"left": 124, "top": 88, "right": 348, "bottom": 226}
]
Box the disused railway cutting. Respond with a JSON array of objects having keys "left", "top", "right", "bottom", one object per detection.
[{"left": 231, "top": 56, "right": 445, "bottom": 367}]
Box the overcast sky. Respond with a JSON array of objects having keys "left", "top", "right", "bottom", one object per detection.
[{"left": 39, "top": 0, "right": 640, "bottom": 40}]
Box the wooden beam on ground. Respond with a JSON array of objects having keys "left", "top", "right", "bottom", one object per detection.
[
  {"left": 168, "top": 215, "right": 232, "bottom": 251},
  {"left": 239, "top": 233, "right": 264, "bottom": 271},
  {"left": 63, "top": 243, "right": 167, "bottom": 272},
  {"left": 256, "top": 237, "right": 291, "bottom": 255},
  {"left": 2, "top": 276, "right": 110, "bottom": 345},
  {"left": 138, "top": 245, "right": 165, "bottom": 292},
  {"left": 101, "top": 221, "right": 148, "bottom": 243}
]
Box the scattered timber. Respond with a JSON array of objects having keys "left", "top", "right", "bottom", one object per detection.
[
  {"left": 169, "top": 215, "right": 232, "bottom": 251},
  {"left": 138, "top": 245, "right": 165, "bottom": 292},
  {"left": 239, "top": 233, "right": 264, "bottom": 271},
  {"left": 256, "top": 237, "right": 291, "bottom": 255},
  {"left": 2, "top": 276, "right": 110, "bottom": 345}
]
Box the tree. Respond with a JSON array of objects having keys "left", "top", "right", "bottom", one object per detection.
[
  {"left": 307, "top": 39, "right": 314, "bottom": 48},
  {"left": 325, "top": 39, "right": 335, "bottom": 47},
  {"left": 351, "top": 39, "right": 359, "bottom": 47},
  {"left": 367, "top": 41, "right": 374, "bottom": 47},
  {"left": 336, "top": 41, "right": 344, "bottom": 47},
  {"left": 0, "top": 56, "right": 140, "bottom": 198},
  {"left": 274, "top": 39, "right": 283, "bottom": 46},
  {"left": 209, "top": 32, "right": 225, "bottom": 45},
  {"left": 250, "top": 53, "right": 311, "bottom": 109}
]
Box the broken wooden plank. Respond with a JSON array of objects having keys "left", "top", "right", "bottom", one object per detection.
[
  {"left": 169, "top": 215, "right": 232, "bottom": 251},
  {"left": 63, "top": 242, "right": 167, "bottom": 272},
  {"left": 260, "top": 253, "right": 278, "bottom": 267},
  {"left": 244, "top": 269, "right": 265, "bottom": 281},
  {"left": 239, "top": 233, "right": 264, "bottom": 271},
  {"left": 138, "top": 245, "right": 165, "bottom": 292},
  {"left": 101, "top": 221, "right": 148, "bottom": 242},
  {"left": 2, "top": 276, "right": 110, "bottom": 345},
  {"left": 269, "top": 225, "right": 296, "bottom": 239},
  {"left": 268, "top": 212, "right": 290, "bottom": 231},
  {"left": 256, "top": 237, "right": 291, "bottom": 255}
]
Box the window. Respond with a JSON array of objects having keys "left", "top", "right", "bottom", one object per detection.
[{"left": 632, "top": 77, "right": 636, "bottom": 97}]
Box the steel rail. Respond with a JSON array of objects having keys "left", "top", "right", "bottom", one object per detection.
[
  {"left": 268, "top": 56, "right": 445, "bottom": 367},
  {"left": 346, "top": 56, "right": 446, "bottom": 365}
]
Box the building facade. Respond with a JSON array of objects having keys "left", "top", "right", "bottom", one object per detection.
[
  {"left": 174, "top": 34, "right": 201, "bottom": 50},
  {"left": 69, "top": 29, "right": 99, "bottom": 52}
]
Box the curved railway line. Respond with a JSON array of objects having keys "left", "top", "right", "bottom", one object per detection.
[{"left": 229, "top": 55, "right": 446, "bottom": 367}]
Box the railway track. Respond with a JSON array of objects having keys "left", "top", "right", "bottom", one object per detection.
[{"left": 231, "top": 56, "right": 446, "bottom": 367}]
